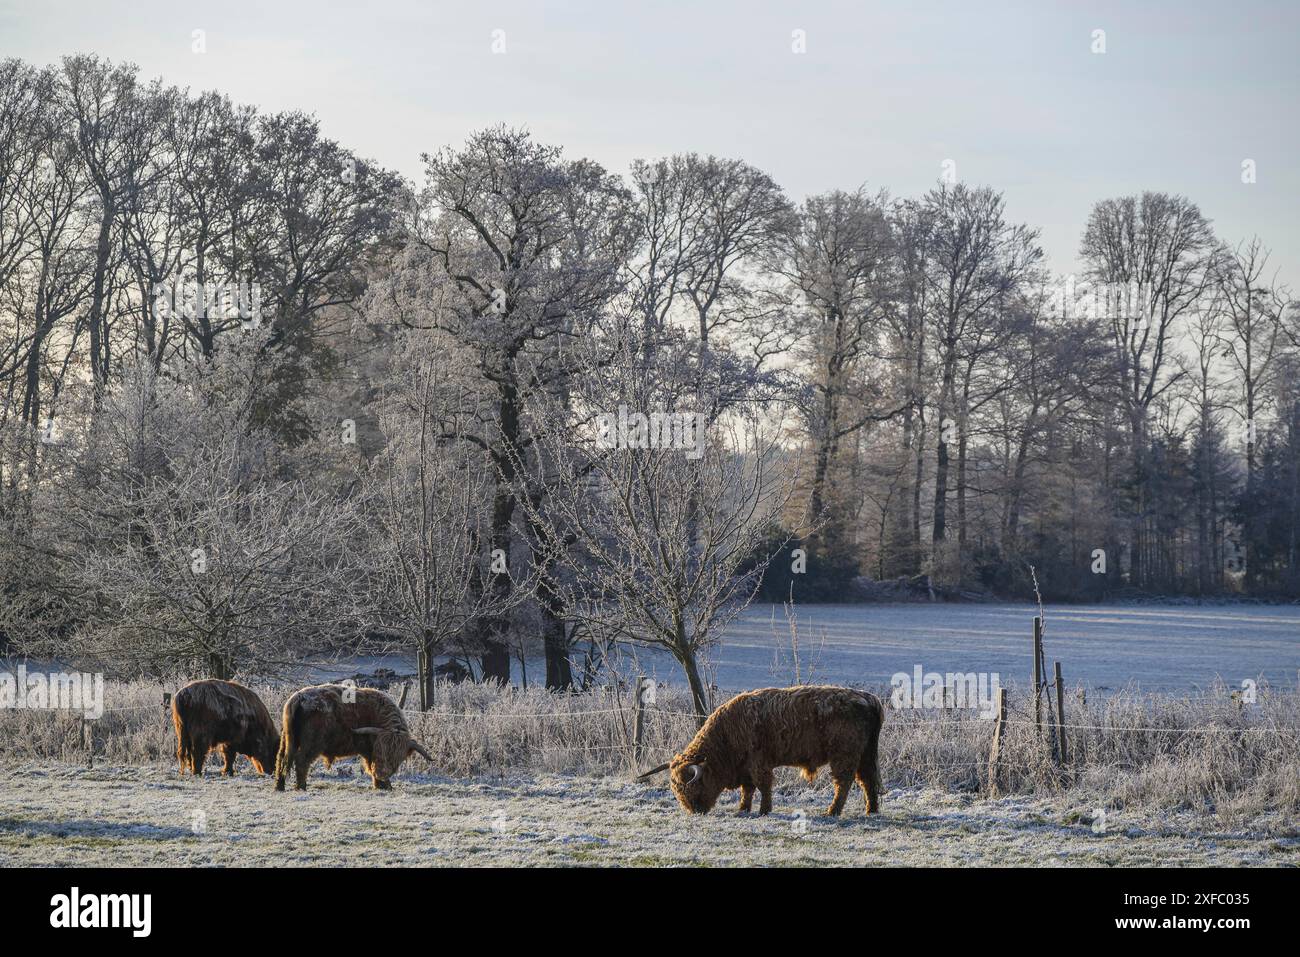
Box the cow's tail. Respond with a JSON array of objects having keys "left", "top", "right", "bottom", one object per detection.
[
  {"left": 273, "top": 697, "right": 295, "bottom": 791},
  {"left": 856, "top": 693, "right": 884, "bottom": 813},
  {"left": 171, "top": 691, "right": 191, "bottom": 773}
]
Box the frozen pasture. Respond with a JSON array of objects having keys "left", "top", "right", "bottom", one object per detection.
[
  {"left": 309, "top": 602, "right": 1300, "bottom": 696},
  {"left": 0, "top": 762, "right": 1293, "bottom": 868},
  {"left": 701, "top": 602, "right": 1300, "bottom": 692}
]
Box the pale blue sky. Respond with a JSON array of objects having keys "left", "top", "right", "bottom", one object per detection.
[{"left": 3, "top": 0, "right": 1297, "bottom": 284}]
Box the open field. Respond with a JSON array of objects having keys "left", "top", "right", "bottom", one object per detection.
[
  {"left": 3, "top": 675, "right": 1298, "bottom": 818},
  {"left": 0, "top": 763, "right": 1295, "bottom": 867},
  {"left": 3, "top": 603, "right": 1296, "bottom": 866},
  {"left": 710, "top": 602, "right": 1300, "bottom": 692},
  {"left": 0, "top": 673, "right": 1296, "bottom": 865},
  {"left": 305, "top": 603, "right": 1300, "bottom": 694}
]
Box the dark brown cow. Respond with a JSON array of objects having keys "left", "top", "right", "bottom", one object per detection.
[
  {"left": 274, "top": 684, "right": 434, "bottom": 791},
  {"left": 171, "top": 679, "right": 279, "bottom": 777},
  {"left": 640, "top": 685, "right": 884, "bottom": 817}
]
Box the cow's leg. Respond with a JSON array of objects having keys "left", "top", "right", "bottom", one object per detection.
[
  {"left": 739, "top": 785, "right": 754, "bottom": 814},
  {"left": 757, "top": 769, "right": 774, "bottom": 815},
  {"left": 221, "top": 744, "right": 237, "bottom": 776},
  {"left": 857, "top": 758, "right": 880, "bottom": 814},
  {"left": 274, "top": 738, "right": 290, "bottom": 791},
  {"left": 294, "top": 755, "right": 312, "bottom": 790},
  {"left": 857, "top": 740, "right": 882, "bottom": 815},
  {"left": 191, "top": 739, "right": 207, "bottom": 777},
  {"left": 827, "top": 760, "right": 855, "bottom": 817}
]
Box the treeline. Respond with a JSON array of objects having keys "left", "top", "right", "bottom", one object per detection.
[{"left": 1, "top": 57, "right": 1296, "bottom": 705}]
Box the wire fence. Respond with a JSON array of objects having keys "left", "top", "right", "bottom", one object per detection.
[{"left": 2, "top": 678, "right": 1297, "bottom": 817}]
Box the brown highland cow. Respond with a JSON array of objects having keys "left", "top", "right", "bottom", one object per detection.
[
  {"left": 171, "top": 678, "right": 279, "bottom": 777},
  {"left": 274, "top": 684, "right": 434, "bottom": 791},
  {"left": 641, "top": 685, "right": 884, "bottom": 817}
]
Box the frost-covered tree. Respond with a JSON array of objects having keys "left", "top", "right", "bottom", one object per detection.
[
  {"left": 360, "top": 330, "right": 512, "bottom": 705},
  {"left": 29, "top": 337, "right": 360, "bottom": 677},
  {"left": 369, "top": 126, "right": 636, "bottom": 684},
  {"left": 522, "top": 329, "right": 798, "bottom": 721}
]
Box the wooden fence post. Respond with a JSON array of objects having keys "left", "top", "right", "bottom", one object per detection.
[
  {"left": 1032, "top": 616, "right": 1043, "bottom": 734},
  {"left": 633, "top": 675, "right": 649, "bottom": 767},
  {"left": 82, "top": 715, "right": 93, "bottom": 769},
  {"left": 988, "top": 688, "right": 1008, "bottom": 796},
  {"left": 162, "top": 692, "right": 171, "bottom": 713},
  {"left": 1054, "top": 661, "right": 1067, "bottom": 765}
]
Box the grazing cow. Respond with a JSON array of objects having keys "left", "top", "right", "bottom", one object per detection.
[
  {"left": 274, "top": 684, "right": 434, "bottom": 791},
  {"left": 171, "top": 679, "right": 279, "bottom": 777},
  {"left": 640, "top": 685, "right": 884, "bottom": 817}
]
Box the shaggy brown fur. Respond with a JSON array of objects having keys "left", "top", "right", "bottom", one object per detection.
[
  {"left": 274, "top": 684, "right": 433, "bottom": 791},
  {"left": 662, "top": 686, "right": 884, "bottom": 817},
  {"left": 171, "top": 679, "right": 279, "bottom": 777}
]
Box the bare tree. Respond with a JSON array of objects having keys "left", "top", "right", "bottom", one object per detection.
[
  {"left": 522, "top": 331, "right": 798, "bottom": 721},
  {"left": 1213, "top": 237, "right": 1292, "bottom": 587},
  {"left": 361, "top": 330, "right": 510, "bottom": 706},
  {"left": 921, "top": 183, "right": 1042, "bottom": 578},
  {"left": 391, "top": 126, "right": 636, "bottom": 684},
  {"left": 627, "top": 154, "right": 793, "bottom": 372},
  {"left": 32, "top": 339, "right": 359, "bottom": 677},
  {"left": 771, "top": 188, "right": 906, "bottom": 551},
  {"left": 1081, "top": 191, "right": 1217, "bottom": 587},
  {"left": 59, "top": 55, "right": 168, "bottom": 395}
]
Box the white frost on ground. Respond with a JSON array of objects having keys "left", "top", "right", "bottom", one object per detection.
[
  {"left": 303, "top": 602, "right": 1300, "bottom": 694},
  {"left": 0, "top": 762, "right": 1293, "bottom": 867}
]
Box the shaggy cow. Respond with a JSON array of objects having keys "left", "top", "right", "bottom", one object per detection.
[
  {"left": 171, "top": 679, "right": 279, "bottom": 777},
  {"left": 640, "top": 685, "right": 884, "bottom": 817},
  {"left": 274, "top": 684, "right": 434, "bottom": 791}
]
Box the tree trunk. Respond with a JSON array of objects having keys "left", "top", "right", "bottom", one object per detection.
[
  {"left": 956, "top": 414, "right": 969, "bottom": 553},
  {"left": 537, "top": 569, "right": 572, "bottom": 691},
  {"left": 678, "top": 648, "right": 710, "bottom": 728},
  {"left": 207, "top": 651, "right": 231, "bottom": 680},
  {"left": 481, "top": 375, "right": 522, "bottom": 685},
  {"left": 932, "top": 424, "right": 950, "bottom": 544},
  {"left": 911, "top": 408, "right": 925, "bottom": 568},
  {"left": 87, "top": 197, "right": 115, "bottom": 398},
  {"left": 1002, "top": 426, "right": 1033, "bottom": 554}
]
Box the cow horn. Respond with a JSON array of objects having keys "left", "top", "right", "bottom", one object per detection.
[
  {"left": 352, "top": 727, "right": 383, "bottom": 735},
  {"left": 682, "top": 763, "right": 702, "bottom": 785},
  {"left": 637, "top": 762, "right": 671, "bottom": 780},
  {"left": 408, "top": 738, "right": 434, "bottom": 762}
]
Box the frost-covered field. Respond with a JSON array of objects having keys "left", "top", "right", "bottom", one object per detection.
[
  {"left": 0, "top": 763, "right": 1294, "bottom": 867},
  {"left": 2, "top": 603, "right": 1296, "bottom": 867},
  {"left": 308, "top": 603, "right": 1300, "bottom": 694},
  {"left": 637, "top": 602, "right": 1300, "bottom": 692}
]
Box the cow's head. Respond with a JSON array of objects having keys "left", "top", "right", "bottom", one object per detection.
[
  {"left": 250, "top": 729, "right": 279, "bottom": 776},
  {"left": 354, "top": 727, "right": 434, "bottom": 789},
  {"left": 668, "top": 754, "right": 720, "bottom": 814}
]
